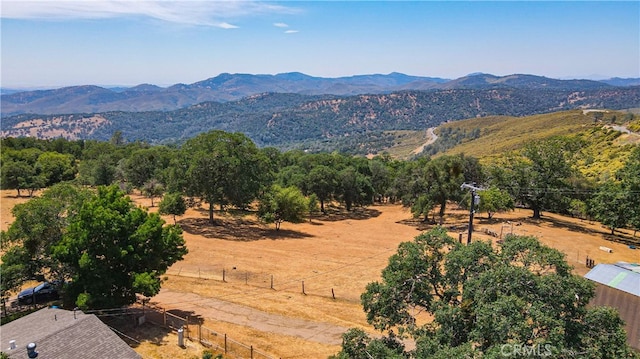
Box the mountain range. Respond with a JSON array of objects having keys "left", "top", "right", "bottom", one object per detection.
[
  {"left": 2, "top": 86, "right": 638, "bottom": 152},
  {"left": 2, "top": 72, "right": 638, "bottom": 116}
]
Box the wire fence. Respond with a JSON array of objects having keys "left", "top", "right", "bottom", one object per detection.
[
  {"left": 168, "top": 267, "right": 277, "bottom": 290},
  {"left": 197, "top": 325, "right": 273, "bottom": 359},
  {"left": 163, "top": 225, "right": 610, "bottom": 305},
  {"left": 165, "top": 265, "right": 372, "bottom": 303},
  {"left": 86, "top": 303, "right": 277, "bottom": 359}
]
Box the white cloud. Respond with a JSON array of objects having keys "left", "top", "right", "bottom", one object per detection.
[
  {"left": 218, "top": 22, "right": 239, "bottom": 29},
  {"left": 1, "top": 0, "right": 298, "bottom": 27},
  {"left": 284, "top": 29, "right": 298, "bottom": 34},
  {"left": 273, "top": 22, "right": 288, "bottom": 28}
]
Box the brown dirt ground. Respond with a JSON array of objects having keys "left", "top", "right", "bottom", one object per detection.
[{"left": 2, "top": 190, "right": 639, "bottom": 359}]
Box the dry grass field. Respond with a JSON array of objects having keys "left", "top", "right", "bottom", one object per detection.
[{"left": 2, "top": 189, "right": 639, "bottom": 359}]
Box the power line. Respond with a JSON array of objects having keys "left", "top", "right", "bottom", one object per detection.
[{"left": 495, "top": 186, "right": 640, "bottom": 195}]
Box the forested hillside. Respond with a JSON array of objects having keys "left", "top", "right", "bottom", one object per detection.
[{"left": 2, "top": 87, "right": 639, "bottom": 151}]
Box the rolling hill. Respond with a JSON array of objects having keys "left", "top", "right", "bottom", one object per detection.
[
  {"left": 2, "top": 86, "right": 639, "bottom": 152},
  {"left": 2, "top": 72, "right": 634, "bottom": 116},
  {"left": 413, "top": 109, "right": 640, "bottom": 181}
]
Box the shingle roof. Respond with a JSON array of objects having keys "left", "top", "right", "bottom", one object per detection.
[
  {"left": 1, "top": 307, "right": 140, "bottom": 359},
  {"left": 584, "top": 262, "right": 640, "bottom": 297}
]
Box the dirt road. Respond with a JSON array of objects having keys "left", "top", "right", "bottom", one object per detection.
[
  {"left": 151, "top": 289, "right": 349, "bottom": 345},
  {"left": 411, "top": 127, "right": 438, "bottom": 155}
]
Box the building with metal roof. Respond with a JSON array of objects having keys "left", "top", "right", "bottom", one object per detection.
[
  {"left": 584, "top": 262, "right": 640, "bottom": 296},
  {"left": 584, "top": 262, "right": 640, "bottom": 350}
]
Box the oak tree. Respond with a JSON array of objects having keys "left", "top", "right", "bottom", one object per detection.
[
  {"left": 159, "top": 192, "right": 187, "bottom": 224},
  {"left": 1, "top": 184, "right": 187, "bottom": 310},
  {"left": 334, "top": 228, "right": 638, "bottom": 358},
  {"left": 258, "top": 185, "right": 308, "bottom": 230},
  {"left": 52, "top": 186, "right": 187, "bottom": 309},
  {"left": 177, "top": 131, "right": 266, "bottom": 224}
]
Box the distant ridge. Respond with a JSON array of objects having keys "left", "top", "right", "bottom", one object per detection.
[
  {"left": 440, "top": 73, "right": 611, "bottom": 90},
  {"left": 2, "top": 72, "right": 636, "bottom": 116},
  {"left": 600, "top": 78, "right": 640, "bottom": 87},
  {"left": 2, "top": 86, "right": 638, "bottom": 150}
]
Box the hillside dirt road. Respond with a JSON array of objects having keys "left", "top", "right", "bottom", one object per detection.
[{"left": 411, "top": 127, "right": 438, "bottom": 155}]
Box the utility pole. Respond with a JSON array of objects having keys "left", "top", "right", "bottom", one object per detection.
[{"left": 461, "top": 182, "right": 483, "bottom": 244}]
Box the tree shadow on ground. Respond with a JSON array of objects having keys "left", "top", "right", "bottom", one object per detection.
[
  {"left": 476, "top": 213, "right": 597, "bottom": 238},
  {"left": 542, "top": 216, "right": 639, "bottom": 245},
  {"left": 3, "top": 194, "right": 27, "bottom": 199},
  {"left": 476, "top": 216, "right": 512, "bottom": 225},
  {"left": 477, "top": 212, "right": 640, "bottom": 246},
  {"left": 396, "top": 217, "right": 436, "bottom": 232},
  {"left": 100, "top": 316, "right": 170, "bottom": 347},
  {"left": 543, "top": 217, "right": 640, "bottom": 246},
  {"left": 531, "top": 215, "right": 596, "bottom": 235},
  {"left": 178, "top": 217, "right": 313, "bottom": 241},
  {"left": 396, "top": 211, "right": 469, "bottom": 232},
  {"left": 315, "top": 206, "right": 381, "bottom": 222},
  {"left": 602, "top": 234, "right": 640, "bottom": 246},
  {"left": 166, "top": 309, "right": 204, "bottom": 326}
]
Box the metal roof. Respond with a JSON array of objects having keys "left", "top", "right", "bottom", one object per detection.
[{"left": 584, "top": 262, "right": 640, "bottom": 297}]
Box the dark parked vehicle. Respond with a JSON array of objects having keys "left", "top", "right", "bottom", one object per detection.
[{"left": 17, "top": 281, "right": 60, "bottom": 305}]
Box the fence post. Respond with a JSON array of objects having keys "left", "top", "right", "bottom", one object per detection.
[
  {"left": 163, "top": 309, "right": 167, "bottom": 326},
  {"left": 186, "top": 315, "right": 190, "bottom": 339},
  {"left": 332, "top": 288, "right": 335, "bottom": 300},
  {"left": 224, "top": 334, "right": 227, "bottom": 353},
  {"left": 223, "top": 269, "right": 226, "bottom": 282},
  {"left": 302, "top": 281, "right": 306, "bottom": 295},
  {"left": 270, "top": 275, "right": 274, "bottom": 290},
  {"left": 251, "top": 345, "right": 254, "bottom": 359},
  {"left": 245, "top": 272, "right": 248, "bottom": 285}
]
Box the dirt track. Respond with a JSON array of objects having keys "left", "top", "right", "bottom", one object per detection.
[
  {"left": 411, "top": 127, "right": 438, "bottom": 155},
  {"left": 151, "top": 289, "right": 349, "bottom": 345}
]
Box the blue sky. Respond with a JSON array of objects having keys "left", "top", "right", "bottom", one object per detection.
[{"left": 1, "top": 1, "right": 639, "bottom": 88}]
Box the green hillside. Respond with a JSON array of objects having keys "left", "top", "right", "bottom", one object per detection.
[{"left": 416, "top": 110, "right": 639, "bottom": 181}]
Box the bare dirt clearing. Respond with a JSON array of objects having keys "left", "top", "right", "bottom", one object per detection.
[
  {"left": 144, "top": 194, "right": 639, "bottom": 358},
  {"left": 2, "top": 190, "right": 638, "bottom": 358}
]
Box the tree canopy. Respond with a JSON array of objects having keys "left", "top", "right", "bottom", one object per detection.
[
  {"left": 1, "top": 185, "right": 187, "bottom": 309},
  {"left": 464, "top": 186, "right": 514, "bottom": 219},
  {"left": 399, "top": 155, "right": 481, "bottom": 223},
  {"left": 0, "top": 183, "right": 91, "bottom": 294},
  {"left": 332, "top": 228, "right": 639, "bottom": 358},
  {"left": 490, "top": 137, "right": 580, "bottom": 219},
  {"left": 258, "top": 185, "right": 309, "bottom": 230},
  {"left": 175, "top": 130, "right": 267, "bottom": 224},
  {"left": 1, "top": 133, "right": 637, "bottom": 236},
  {"left": 159, "top": 192, "right": 187, "bottom": 224}
]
